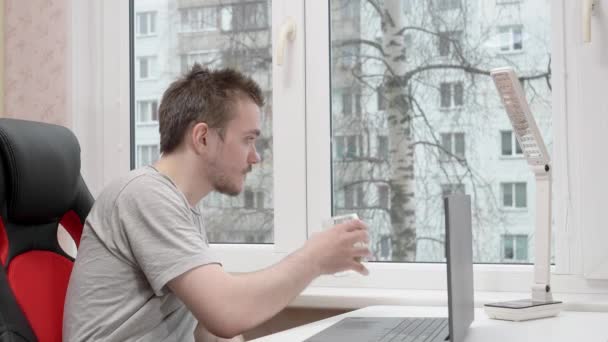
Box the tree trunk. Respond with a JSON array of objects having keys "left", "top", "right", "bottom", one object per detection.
[{"left": 382, "top": 0, "right": 416, "bottom": 261}]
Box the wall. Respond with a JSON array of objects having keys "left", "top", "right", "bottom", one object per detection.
[{"left": 3, "top": 0, "right": 70, "bottom": 126}]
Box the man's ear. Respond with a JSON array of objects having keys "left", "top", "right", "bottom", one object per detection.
[{"left": 191, "top": 122, "right": 210, "bottom": 153}]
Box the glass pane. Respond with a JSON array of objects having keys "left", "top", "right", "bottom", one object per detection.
[
  {"left": 501, "top": 131, "right": 512, "bottom": 155},
  {"left": 330, "top": 0, "right": 551, "bottom": 263},
  {"left": 515, "top": 235, "right": 528, "bottom": 261},
  {"left": 503, "top": 236, "right": 514, "bottom": 259},
  {"left": 515, "top": 182, "right": 527, "bottom": 208},
  {"left": 502, "top": 183, "right": 513, "bottom": 207},
  {"left": 133, "top": 0, "right": 274, "bottom": 244}
]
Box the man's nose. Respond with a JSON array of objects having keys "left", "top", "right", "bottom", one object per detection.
[{"left": 249, "top": 150, "right": 261, "bottom": 164}]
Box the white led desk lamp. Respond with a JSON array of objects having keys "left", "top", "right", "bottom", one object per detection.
[{"left": 483, "top": 67, "right": 563, "bottom": 321}]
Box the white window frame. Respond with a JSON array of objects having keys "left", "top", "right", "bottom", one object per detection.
[
  {"left": 500, "top": 130, "right": 523, "bottom": 157},
  {"left": 71, "top": 0, "right": 608, "bottom": 296},
  {"left": 500, "top": 182, "right": 528, "bottom": 210},
  {"left": 498, "top": 25, "right": 524, "bottom": 53},
  {"left": 501, "top": 234, "right": 529, "bottom": 262},
  {"left": 136, "top": 11, "right": 157, "bottom": 36},
  {"left": 180, "top": 6, "right": 219, "bottom": 33},
  {"left": 439, "top": 81, "right": 464, "bottom": 109},
  {"left": 136, "top": 55, "right": 158, "bottom": 80},
  {"left": 136, "top": 144, "right": 160, "bottom": 168},
  {"left": 136, "top": 98, "right": 158, "bottom": 124}
]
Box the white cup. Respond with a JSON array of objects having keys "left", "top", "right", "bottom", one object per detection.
[{"left": 322, "top": 213, "right": 368, "bottom": 276}]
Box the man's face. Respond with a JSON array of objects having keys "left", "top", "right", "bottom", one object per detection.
[{"left": 206, "top": 99, "right": 261, "bottom": 196}]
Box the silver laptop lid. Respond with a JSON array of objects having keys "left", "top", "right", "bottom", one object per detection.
[{"left": 444, "top": 194, "right": 474, "bottom": 342}]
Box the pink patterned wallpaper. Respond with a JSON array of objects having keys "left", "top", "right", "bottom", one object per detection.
[{"left": 3, "top": 0, "right": 70, "bottom": 126}]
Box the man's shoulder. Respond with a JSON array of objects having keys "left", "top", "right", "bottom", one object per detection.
[{"left": 98, "top": 167, "right": 178, "bottom": 205}]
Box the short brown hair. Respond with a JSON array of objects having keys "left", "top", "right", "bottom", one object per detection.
[{"left": 158, "top": 64, "right": 264, "bottom": 153}]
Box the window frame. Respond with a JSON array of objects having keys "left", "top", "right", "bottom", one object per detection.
[
  {"left": 136, "top": 11, "right": 157, "bottom": 37},
  {"left": 71, "top": 0, "right": 608, "bottom": 295},
  {"left": 498, "top": 25, "right": 524, "bottom": 53}
]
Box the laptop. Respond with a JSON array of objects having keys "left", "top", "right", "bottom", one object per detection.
[{"left": 304, "top": 194, "right": 474, "bottom": 342}]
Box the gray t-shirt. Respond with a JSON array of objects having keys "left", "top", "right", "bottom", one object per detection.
[{"left": 64, "top": 166, "right": 220, "bottom": 342}]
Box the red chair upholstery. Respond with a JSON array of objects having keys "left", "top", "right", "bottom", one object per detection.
[{"left": 0, "top": 118, "right": 94, "bottom": 342}]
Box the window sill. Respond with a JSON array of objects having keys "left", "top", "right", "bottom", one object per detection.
[{"left": 290, "top": 286, "right": 608, "bottom": 312}]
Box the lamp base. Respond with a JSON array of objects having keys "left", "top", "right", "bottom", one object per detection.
[{"left": 484, "top": 299, "right": 563, "bottom": 321}]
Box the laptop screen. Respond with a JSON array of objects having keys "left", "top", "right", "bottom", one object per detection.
[{"left": 445, "top": 194, "right": 475, "bottom": 342}]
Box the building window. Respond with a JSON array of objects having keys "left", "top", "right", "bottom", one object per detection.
[
  {"left": 377, "top": 135, "right": 388, "bottom": 159},
  {"left": 221, "top": 2, "right": 268, "bottom": 32},
  {"left": 136, "top": 100, "right": 158, "bottom": 122},
  {"left": 496, "top": 0, "right": 521, "bottom": 4},
  {"left": 335, "top": 135, "right": 363, "bottom": 159},
  {"left": 438, "top": 31, "right": 462, "bottom": 57},
  {"left": 341, "top": 89, "right": 362, "bottom": 116},
  {"left": 136, "top": 12, "right": 157, "bottom": 36},
  {"left": 435, "top": 0, "right": 460, "bottom": 10},
  {"left": 180, "top": 7, "right": 219, "bottom": 32},
  {"left": 441, "top": 183, "right": 465, "bottom": 198},
  {"left": 501, "top": 182, "right": 527, "bottom": 208},
  {"left": 346, "top": 135, "right": 358, "bottom": 158},
  {"left": 377, "top": 184, "right": 389, "bottom": 209},
  {"left": 499, "top": 26, "right": 523, "bottom": 52},
  {"left": 377, "top": 86, "right": 386, "bottom": 111},
  {"left": 243, "top": 189, "right": 265, "bottom": 209},
  {"left": 502, "top": 234, "right": 528, "bottom": 262},
  {"left": 137, "top": 56, "right": 157, "bottom": 79},
  {"left": 137, "top": 145, "right": 160, "bottom": 168},
  {"left": 440, "top": 133, "right": 465, "bottom": 161},
  {"left": 439, "top": 82, "right": 464, "bottom": 108},
  {"left": 335, "top": 136, "right": 346, "bottom": 159},
  {"left": 501, "top": 130, "right": 523, "bottom": 156},
  {"left": 344, "top": 184, "right": 365, "bottom": 208}
]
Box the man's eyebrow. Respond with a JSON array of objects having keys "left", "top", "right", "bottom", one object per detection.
[{"left": 246, "top": 129, "right": 261, "bottom": 136}]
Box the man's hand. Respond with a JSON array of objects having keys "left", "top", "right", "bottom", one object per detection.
[{"left": 300, "top": 219, "right": 371, "bottom": 276}]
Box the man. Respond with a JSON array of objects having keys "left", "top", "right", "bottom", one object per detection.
[{"left": 64, "top": 64, "right": 371, "bottom": 341}]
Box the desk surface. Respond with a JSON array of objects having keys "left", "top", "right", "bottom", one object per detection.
[{"left": 251, "top": 306, "right": 608, "bottom": 342}]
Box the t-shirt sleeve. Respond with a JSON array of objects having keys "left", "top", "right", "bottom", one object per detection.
[{"left": 116, "top": 177, "right": 220, "bottom": 296}]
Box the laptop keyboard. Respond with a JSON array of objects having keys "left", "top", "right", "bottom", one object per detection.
[{"left": 377, "top": 318, "right": 449, "bottom": 342}]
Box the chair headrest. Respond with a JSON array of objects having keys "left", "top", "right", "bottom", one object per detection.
[{"left": 0, "top": 119, "right": 81, "bottom": 224}]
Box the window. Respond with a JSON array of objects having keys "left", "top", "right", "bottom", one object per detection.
[
  {"left": 499, "top": 26, "right": 523, "bottom": 52},
  {"left": 137, "top": 56, "right": 157, "bottom": 79},
  {"left": 347, "top": 136, "right": 357, "bottom": 158},
  {"left": 441, "top": 183, "right": 465, "bottom": 198},
  {"left": 341, "top": 89, "right": 361, "bottom": 116},
  {"left": 244, "top": 189, "right": 264, "bottom": 209},
  {"left": 136, "top": 100, "right": 158, "bottom": 122},
  {"left": 378, "top": 184, "right": 390, "bottom": 209},
  {"left": 132, "top": 0, "right": 276, "bottom": 245},
  {"left": 136, "top": 145, "right": 159, "bottom": 168},
  {"left": 496, "top": 0, "right": 521, "bottom": 4},
  {"left": 344, "top": 184, "right": 365, "bottom": 208},
  {"left": 136, "top": 12, "right": 156, "bottom": 36},
  {"left": 377, "top": 86, "right": 386, "bottom": 110},
  {"left": 180, "top": 7, "right": 218, "bottom": 32},
  {"left": 435, "top": 0, "right": 460, "bottom": 10},
  {"left": 438, "top": 31, "right": 462, "bottom": 57},
  {"left": 377, "top": 135, "right": 388, "bottom": 159},
  {"left": 221, "top": 2, "right": 269, "bottom": 32},
  {"left": 502, "top": 234, "right": 528, "bottom": 262},
  {"left": 501, "top": 182, "right": 527, "bottom": 208},
  {"left": 115, "top": 0, "right": 562, "bottom": 287},
  {"left": 440, "top": 133, "right": 465, "bottom": 160},
  {"left": 500, "top": 130, "right": 523, "bottom": 156},
  {"left": 439, "top": 82, "right": 464, "bottom": 108}
]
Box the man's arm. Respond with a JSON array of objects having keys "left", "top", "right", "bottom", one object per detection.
[{"left": 168, "top": 220, "right": 370, "bottom": 339}]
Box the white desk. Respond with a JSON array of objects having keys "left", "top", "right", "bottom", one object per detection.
[{"left": 251, "top": 306, "right": 608, "bottom": 341}]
